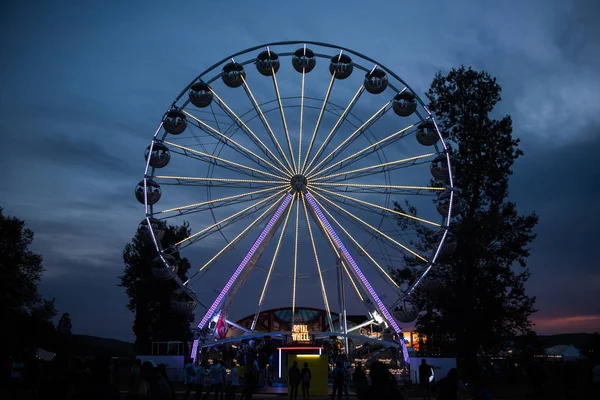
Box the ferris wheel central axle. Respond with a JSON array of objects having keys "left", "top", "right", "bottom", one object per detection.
[{"left": 290, "top": 174, "right": 307, "bottom": 192}]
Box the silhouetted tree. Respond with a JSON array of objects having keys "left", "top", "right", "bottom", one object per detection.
[
  {"left": 119, "top": 222, "right": 194, "bottom": 354},
  {"left": 0, "top": 208, "right": 57, "bottom": 358},
  {"left": 393, "top": 67, "right": 538, "bottom": 379},
  {"left": 57, "top": 312, "right": 72, "bottom": 335}
]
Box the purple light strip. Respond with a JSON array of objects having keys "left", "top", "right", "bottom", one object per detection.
[
  {"left": 304, "top": 192, "right": 401, "bottom": 335},
  {"left": 198, "top": 193, "right": 294, "bottom": 329}
]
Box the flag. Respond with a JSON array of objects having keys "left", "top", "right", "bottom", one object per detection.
[{"left": 215, "top": 312, "right": 228, "bottom": 339}]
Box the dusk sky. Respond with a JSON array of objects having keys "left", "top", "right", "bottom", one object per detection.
[{"left": 1, "top": 0, "right": 599, "bottom": 342}]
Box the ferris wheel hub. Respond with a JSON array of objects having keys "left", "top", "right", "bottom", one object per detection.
[{"left": 290, "top": 174, "right": 308, "bottom": 192}]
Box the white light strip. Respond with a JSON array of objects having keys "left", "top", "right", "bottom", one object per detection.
[
  {"left": 183, "top": 110, "right": 291, "bottom": 178},
  {"left": 303, "top": 85, "right": 364, "bottom": 174},
  {"left": 311, "top": 152, "right": 436, "bottom": 182},
  {"left": 313, "top": 186, "right": 440, "bottom": 227},
  {"left": 175, "top": 190, "right": 285, "bottom": 246},
  {"left": 306, "top": 100, "right": 391, "bottom": 177},
  {"left": 301, "top": 72, "right": 336, "bottom": 173},
  {"left": 301, "top": 195, "right": 333, "bottom": 328},
  {"left": 312, "top": 191, "right": 428, "bottom": 262},
  {"left": 165, "top": 141, "right": 285, "bottom": 180},
  {"left": 211, "top": 87, "right": 293, "bottom": 176},
  {"left": 310, "top": 123, "right": 415, "bottom": 179}
]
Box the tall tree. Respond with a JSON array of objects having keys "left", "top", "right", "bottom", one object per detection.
[
  {"left": 119, "top": 222, "right": 194, "bottom": 354},
  {"left": 0, "top": 208, "right": 57, "bottom": 355},
  {"left": 393, "top": 67, "right": 538, "bottom": 378}
]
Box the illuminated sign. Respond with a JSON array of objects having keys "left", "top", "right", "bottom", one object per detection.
[{"left": 292, "top": 324, "right": 310, "bottom": 342}]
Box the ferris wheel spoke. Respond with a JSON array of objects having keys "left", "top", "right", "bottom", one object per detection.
[
  {"left": 165, "top": 141, "right": 286, "bottom": 181},
  {"left": 238, "top": 75, "right": 294, "bottom": 175},
  {"left": 311, "top": 190, "right": 428, "bottom": 263},
  {"left": 304, "top": 191, "right": 402, "bottom": 335},
  {"left": 310, "top": 182, "right": 446, "bottom": 196},
  {"left": 184, "top": 194, "right": 286, "bottom": 286},
  {"left": 300, "top": 194, "right": 334, "bottom": 331},
  {"left": 307, "top": 197, "right": 367, "bottom": 307},
  {"left": 309, "top": 122, "right": 417, "bottom": 179},
  {"left": 308, "top": 193, "right": 400, "bottom": 289},
  {"left": 210, "top": 86, "right": 294, "bottom": 176},
  {"left": 303, "top": 83, "right": 365, "bottom": 175},
  {"left": 300, "top": 72, "right": 336, "bottom": 173},
  {"left": 171, "top": 190, "right": 286, "bottom": 249},
  {"left": 292, "top": 193, "right": 300, "bottom": 324},
  {"left": 311, "top": 152, "right": 438, "bottom": 183},
  {"left": 312, "top": 186, "right": 441, "bottom": 227},
  {"left": 183, "top": 110, "right": 291, "bottom": 177},
  {"left": 154, "top": 176, "right": 287, "bottom": 189},
  {"left": 268, "top": 56, "right": 297, "bottom": 174},
  {"left": 305, "top": 100, "right": 392, "bottom": 177},
  {"left": 251, "top": 192, "right": 296, "bottom": 331},
  {"left": 298, "top": 69, "right": 305, "bottom": 176},
  {"left": 156, "top": 186, "right": 286, "bottom": 218}
]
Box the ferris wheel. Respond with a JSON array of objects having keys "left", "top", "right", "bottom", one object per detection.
[{"left": 137, "top": 41, "right": 456, "bottom": 351}]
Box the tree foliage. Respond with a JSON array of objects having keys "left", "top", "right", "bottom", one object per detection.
[
  {"left": 0, "top": 207, "right": 57, "bottom": 356},
  {"left": 119, "top": 223, "right": 194, "bottom": 354},
  {"left": 57, "top": 312, "right": 73, "bottom": 335},
  {"left": 393, "top": 67, "right": 538, "bottom": 374}
]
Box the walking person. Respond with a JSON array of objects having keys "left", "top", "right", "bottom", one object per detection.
[
  {"left": 300, "top": 362, "right": 311, "bottom": 400},
  {"left": 419, "top": 359, "right": 433, "bottom": 400},
  {"left": 288, "top": 360, "right": 301, "bottom": 399}
]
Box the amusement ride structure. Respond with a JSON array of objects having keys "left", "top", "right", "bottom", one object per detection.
[{"left": 136, "top": 41, "right": 456, "bottom": 367}]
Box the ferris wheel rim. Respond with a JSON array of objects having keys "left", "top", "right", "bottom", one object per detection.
[{"left": 139, "top": 41, "right": 456, "bottom": 338}]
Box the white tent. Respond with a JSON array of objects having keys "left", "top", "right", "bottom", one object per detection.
[{"left": 545, "top": 345, "right": 581, "bottom": 361}]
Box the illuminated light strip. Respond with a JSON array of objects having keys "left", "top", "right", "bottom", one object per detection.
[
  {"left": 182, "top": 110, "right": 291, "bottom": 178},
  {"left": 306, "top": 100, "right": 391, "bottom": 177},
  {"left": 301, "top": 195, "right": 333, "bottom": 329},
  {"left": 311, "top": 191, "right": 428, "bottom": 263},
  {"left": 238, "top": 76, "right": 294, "bottom": 175},
  {"left": 312, "top": 182, "right": 445, "bottom": 191},
  {"left": 311, "top": 153, "right": 436, "bottom": 182},
  {"left": 303, "top": 85, "right": 364, "bottom": 174},
  {"left": 292, "top": 194, "right": 300, "bottom": 325},
  {"left": 298, "top": 69, "right": 305, "bottom": 175},
  {"left": 256, "top": 193, "right": 295, "bottom": 314},
  {"left": 165, "top": 141, "right": 284, "bottom": 180},
  {"left": 313, "top": 187, "right": 441, "bottom": 227},
  {"left": 309, "top": 194, "right": 399, "bottom": 288},
  {"left": 304, "top": 192, "right": 402, "bottom": 335},
  {"left": 310, "top": 123, "right": 415, "bottom": 179},
  {"left": 271, "top": 63, "right": 297, "bottom": 173},
  {"left": 159, "top": 186, "right": 285, "bottom": 214},
  {"left": 190, "top": 339, "right": 199, "bottom": 362},
  {"left": 198, "top": 193, "right": 294, "bottom": 329},
  {"left": 189, "top": 196, "right": 285, "bottom": 281},
  {"left": 301, "top": 72, "right": 336, "bottom": 173},
  {"left": 309, "top": 200, "right": 365, "bottom": 303},
  {"left": 155, "top": 176, "right": 287, "bottom": 185},
  {"left": 211, "top": 87, "right": 293, "bottom": 176},
  {"left": 175, "top": 190, "right": 285, "bottom": 247}
]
